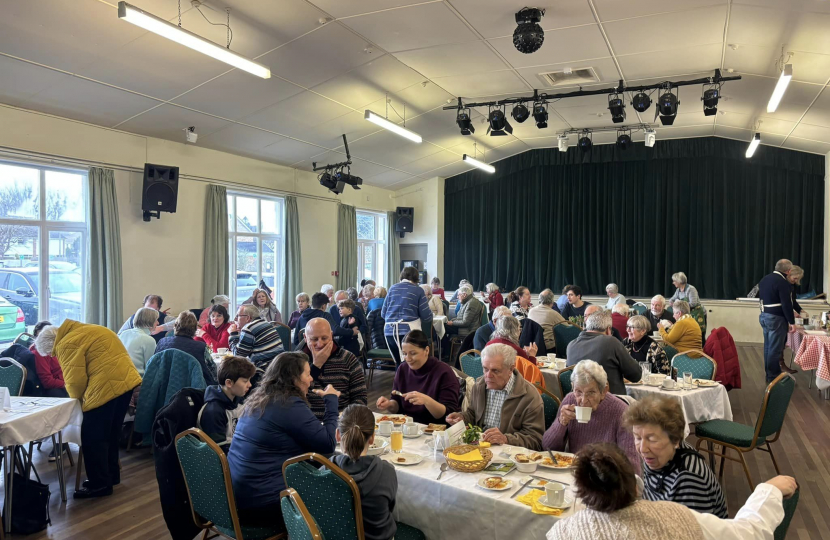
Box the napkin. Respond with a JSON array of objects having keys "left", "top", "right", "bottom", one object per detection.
[
  {"left": 447, "top": 449, "right": 484, "bottom": 462},
  {"left": 516, "top": 489, "right": 564, "bottom": 516}
]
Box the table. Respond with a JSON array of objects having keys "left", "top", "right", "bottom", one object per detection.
[
  {"left": 625, "top": 382, "right": 732, "bottom": 437},
  {"left": 375, "top": 416, "right": 579, "bottom": 539},
  {"left": 0, "top": 396, "right": 83, "bottom": 532},
  {"left": 433, "top": 315, "right": 447, "bottom": 340},
  {"left": 792, "top": 329, "right": 830, "bottom": 392},
  {"left": 539, "top": 368, "right": 561, "bottom": 398}
]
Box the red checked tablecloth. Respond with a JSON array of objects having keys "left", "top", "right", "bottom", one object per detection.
[
  {"left": 786, "top": 327, "right": 806, "bottom": 355},
  {"left": 793, "top": 330, "right": 830, "bottom": 388}
]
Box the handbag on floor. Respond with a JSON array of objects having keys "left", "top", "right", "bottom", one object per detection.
[{"left": 2, "top": 472, "right": 51, "bottom": 534}]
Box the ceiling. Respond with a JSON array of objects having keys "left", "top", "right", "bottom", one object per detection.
[{"left": 2, "top": 0, "right": 830, "bottom": 189}]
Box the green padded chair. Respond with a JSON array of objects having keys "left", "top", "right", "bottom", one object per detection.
[
  {"left": 694, "top": 373, "right": 795, "bottom": 490},
  {"left": 459, "top": 350, "right": 483, "bottom": 379},
  {"left": 552, "top": 323, "right": 581, "bottom": 359},
  {"left": 0, "top": 358, "right": 27, "bottom": 396},
  {"left": 671, "top": 350, "right": 716, "bottom": 380},
  {"left": 13, "top": 332, "right": 35, "bottom": 348},
  {"left": 479, "top": 304, "right": 489, "bottom": 327},
  {"left": 774, "top": 485, "right": 799, "bottom": 540},
  {"left": 283, "top": 453, "right": 424, "bottom": 540},
  {"left": 272, "top": 322, "right": 291, "bottom": 350},
  {"left": 691, "top": 305, "right": 707, "bottom": 340},
  {"left": 366, "top": 348, "right": 395, "bottom": 386},
  {"left": 630, "top": 304, "right": 647, "bottom": 316},
  {"left": 661, "top": 344, "right": 678, "bottom": 362},
  {"left": 535, "top": 383, "right": 561, "bottom": 430},
  {"left": 280, "top": 488, "right": 324, "bottom": 540},
  {"left": 175, "top": 428, "right": 286, "bottom": 540},
  {"left": 557, "top": 365, "right": 574, "bottom": 397}
]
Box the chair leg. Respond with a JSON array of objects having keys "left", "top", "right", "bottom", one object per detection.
[
  {"left": 766, "top": 442, "right": 781, "bottom": 475},
  {"left": 707, "top": 440, "right": 715, "bottom": 471},
  {"left": 75, "top": 448, "right": 84, "bottom": 492},
  {"left": 737, "top": 450, "right": 754, "bottom": 491},
  {"left": 718, "top": 444, "right": 727, "bottom": 481},
  {"left": 126, "top": 422, "right": 135, "bottom": 453}
]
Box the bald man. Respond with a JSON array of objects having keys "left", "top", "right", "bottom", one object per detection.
[
  {"left": 584, "top": 305, "right": 624, "bottom": 342},
  {"left": 302, "top": 318, "right": 367, "bottom": 419}
]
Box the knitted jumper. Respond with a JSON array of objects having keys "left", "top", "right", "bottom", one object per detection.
[{"left": 547, "top": 500, "right": 703, "bottom": 540}]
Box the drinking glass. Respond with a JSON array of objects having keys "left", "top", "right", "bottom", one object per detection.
[
  {"left": 391, "top": 426, "right": 404, "bottom": 453},
  {"left": 683, "top": 372, "right": 693, "bottom": 390}
]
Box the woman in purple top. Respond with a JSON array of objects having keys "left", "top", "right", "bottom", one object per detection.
[{"left": 375, "top": 330, "right": 460, "bottom": 426}]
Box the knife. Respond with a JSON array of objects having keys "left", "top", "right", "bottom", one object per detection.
[
  {"left": 531, "top": 475, "right": 569, "bottom": 486},
  {"left": 547, "top": 450, "right": 559, "bottom": 466},
  {"left": 510, "top": 477, "right": 534, "bottom": 499}
]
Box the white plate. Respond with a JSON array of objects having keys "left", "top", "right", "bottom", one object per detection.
[
  {"left": 403, "top": 430, "right": 423, "bottom": 439},
  {"left": 531, "top": 452, "right": 577, "bottom": 470},
  {"left": 476, "top": 477, "right": 514, "bottom": 491},
  {"left": 661, "top": 386, "right": 681, "bottom": 391},
  {"left": 367, "top": 437, "right": 390, "bottom": 456},
  {"left": 694, "top": 379, "right": 718, "bottom": 387},
  {"left": 386, "top": 452, "right": 423, "bottom": 466},
  {"left": 537, "top": 493, "right": 574, "bottom": 510},
  {"left": 519, "top": 476, "right": 555, "bottom": 489}
]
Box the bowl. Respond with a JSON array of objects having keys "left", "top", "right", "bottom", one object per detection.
[
  {"left": 367, "top": 436, "right": 389, "bottom": 456},
  {"left": 804, "top": 324, "right": 817, "bottom": 331},
  {"left": 511, "top": 457, "right": 538, "bottom": 473}
]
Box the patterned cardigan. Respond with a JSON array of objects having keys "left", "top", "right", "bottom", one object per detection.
[{"left": 623, "top": 337, "right": 671, "bottom": 375}]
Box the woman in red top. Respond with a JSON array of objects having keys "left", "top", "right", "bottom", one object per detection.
[
  {"left": 481, "top": 283, "right": 504, "bottom": 315},
  {"left": 195, "top": 304, "right": 231, "bottom": 353},
  {"left": 431, "top": 277, "right": 445, "bottom": 301},
  {"left": 30, "top": 321, "right": 68, "bottom": 397},
  {"left": 486, "top": 315, "right": 538, "bottom": 365}
]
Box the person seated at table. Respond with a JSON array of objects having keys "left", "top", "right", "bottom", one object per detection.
[
  {"left": 376, "top": 330, "right": 459, "bottom": 425},
  {"left": 288, "top": 292, "right": 310, "bottom": 330},
  {"left": 422, "top": 284, "right": 443, "bottom": 316},
  {"left": 446, "top": 343, "right": 544, "bottom": 450},
  {"left": 369, "top": 286, "right": 387, "bottom": 312},
  {"left": 487, "top": 315, "right": 538, "bottom": 364},
  {"left": 330, "top": 290, "right": 368, "bottom": 351},
  {"left": 604, "top": 283, "right": 627, "bottom": 310},
  {"left": 658, "top": 300, "right": 702, "bottom": 357},
  {"left": 119, "top": 307, "right": 160, "bottom": 376},
  {"left": 156, "top": 311, "right": 217, "bottom": 385},
  {"left": 645, "top": 294, "right": 673, "bottom": 333},
  {"left": 35, "top": 321, "right": 141, "bottom": 498},
  {"left": 611, "top": 304, "right": 630, "bottom": 341},
  {"left": 229, "top": 304, "right": 283, "bottom": 381},
  {"left": 332, "top": 404, "right": 399, "bottom": 540},
  {"left": 546, "top": 443, "right": 795, "bottom": 540},
  {"left": 448, "top": 279, "right": 469, "bottom": 305},
  {"left": 507, "top": 286, "right": 532, "bottom": 321},
  {"left": 194, "top": 304, "right": 232, "bottom": 353},
  {"left": 445, "top": 284, "right": 485, "bottom": 342},
  {"left": 321, "top": 284, "right": 335, "bottom": 306},
  {"left": 360, "top": 283, "right": 376, "bottom": 312},
  {"left": 198, "top": 294, "right": 230, "bottom": 328},
  {"left": 560, "top": 285, "right": 592, "bottom": 321},
  {"left": 669, "top": 272, "right": 701, "bottom": 308},
  {"left": 243, "top": 287, "right": 283, "bottom": 324},
  {"left": 567, "top": 310, "right": 642, "bottom": 394},
  {"left": 623, "top": 315, "right": 670, "bottom": 374},
  {"left": 623, "top": 394, "right": 727, "bottom": 517},
  {"left": 474, "top": 305, "right": 511, "bottom": 351},
  {"left": 29, "top": 321, "right": 69, "bottom": 399},
  {"left": 543, "top": 360, "right": 639, "bottom": 473},
  {"left": 431, "top": 277, "right": 446, "bottom": 301},
  {"left": 556, "top": 285, "right": 571, "bottom": 312},
  {"left": 198, "top": 355, "right": 255, "bottom": 452},
  {"left": 481, "top": 282, "right": 504, "bottom": 315},
  {"left": 583, "top": 305, "right": 623, "bottom": 341},
  {"left": 228, "top": 352, "right": 339, "bottom": 531},
  {"left": 294, "top": 292, "right": 334, "bottom": 347},
  {"left": 118, "top": 294, "right": 174, "bottom": 342},
  {"left": 528, "top": 289, "right": 566, "bottom": 352},
  {"left": 335, "top": 298, "right": 362, "bottom": 356}
]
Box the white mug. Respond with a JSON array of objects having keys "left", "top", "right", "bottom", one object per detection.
[
  {"left": 555, "top": 359, "right": 566, "bottom": 370},
  {"left": 575, "top": 406, "right": 592, "bottom": 423},
  {"left": 795, "top": 317, "right": 803, "bottom": 325},
  {"left": 404, "top": 423, "right": 419, "bottom": 436},
  {"left": 662, "top": 378, "right": 676, "bottom": 389},
  {"left": 378, "top": 420, "right": 393, "bottom": 437},
  {"left": 217, "top": 348, "right": 228, "bottom": 354},
  {"left": 404, "top": 416, "right": 414, "bottom": 425},
  {"left": 545, "top": 482, "right": 566, "bottom": 506}
]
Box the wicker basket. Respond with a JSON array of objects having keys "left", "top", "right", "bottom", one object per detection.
[{"left": 443, "top": 444, "right": 493, "bottom": 473}]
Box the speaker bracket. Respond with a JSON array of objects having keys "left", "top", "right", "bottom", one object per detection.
[{"left": 143, "top": 210, "right": 161, "bottom": 222}]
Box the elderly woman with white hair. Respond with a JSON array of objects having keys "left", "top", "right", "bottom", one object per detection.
[
  {"left": 610, "top": 303, "right": 630, "bottom": 340},
  {"left": 543, "top": 359, "right": 640, "bottom": 473},
  {"left": 481, "top": 282, "right": 504, "bottom": 315},
  {"left": 604, "top": 283, "right": 626, "bottom": 310},
  {"left": 288, "top": 292, "right": 310, "bottom": 330},
  {"left": 360, "top": 283, "right": 376, "bottom": 312},
  {"left": 119, "top": 307, "right": 160, "bottom": 376},
  {"left": 474, "top": 305, "right": 511, "bottom": 351},
  {"left": 659, "top": 300, "right": 703, "bottom": 357},
  {"left": 487, "top": 314, "right": 538, "bottom": 363},
  {"left": 445, "top": 283, "right": 485, "bottom": 339},
  {"left": 669, "top": 272, "right": 700, "bottom": 308},
  {"left": 422, "top": 284, "right": 443, "bottom": 316},
  {"left": 623, "top": 315, "right": 670, "bottom": 374},
  {"left": 646, "top": 294, "right": 673, "bottom": 333},
  {"left": 321, "top": 284, "right": 335, "bottom": 305}
]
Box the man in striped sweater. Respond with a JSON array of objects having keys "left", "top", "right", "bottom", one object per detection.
[{"left": 228, "top": 304, "right": 283, "bottom": 381}]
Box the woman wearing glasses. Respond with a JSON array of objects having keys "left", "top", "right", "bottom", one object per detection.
[{"left": 623, "top": 315, "right": 670, "bottom": 374}]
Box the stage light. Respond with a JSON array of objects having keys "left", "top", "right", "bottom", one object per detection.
[
  {"left": 632, "top": 92, "right": 651, "bottom": 113},
  {"left": 513, "top": 8, "right": 545, "bottom": 54},
  {"left": 644, "top": 129, "right": 656, "bottom": 148},
  {"left": 578, "top": 133, "right": 592, "bottom": 152},
  {"left": 702, "top": 84, "right": 720, "bottom": 116},
  {"left": 456, "top": 109, "right": 475, "bottom": 135},
  {"left": 487, "top": 108, "right": 513, "bottom": 136},
  {"left": 746, "top": 133, "right": 760, "bottom": 158},
  {"left": 532, "top": 102, "right": 548, "bottom": 129},
  {"left": 463, "top": 154, "right": 495, "bottom": 173},
  {"left": 616, "top": 130, "right": 632, "bottom": 150},
  {"left": 557, "top": 134, "right": 568, "bottom": 152},
  {"left": 657, "top": 89, "right": 679, "bottom": 125},
  {"left": 365, "top": 110, "right": 422, "bottom": 142},
  {"left": 608, "top": 94, "right": 626, "bottom": 123},
  {"left": 512, "top": 104, "right": 530, "bottom": 123},
  {"left": 767, "top": 63, "right": 792, "bottom": 113}
]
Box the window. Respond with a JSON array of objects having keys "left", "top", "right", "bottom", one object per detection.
[
  {"left": 0, "top": 161, "right": 87, "bottom": 341},
  {"left": 227, "top": 193, "right": 284, "bottom": 311},
  {"left": 357, "top": 211, "right": 386, "bottom": 286}
]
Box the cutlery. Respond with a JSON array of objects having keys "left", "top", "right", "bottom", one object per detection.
[
  {"left": 436, "top": 462, "right": 448, "bottom": 480},
  {"left": 391, "top": 390, "right": 404, "bottom": 397},
  {"left": 547, "top": 450, "right": 559, "bottom": 466},
  {"left": 531, "top": 475, "right": 569, "bottom": 486},
  {"left": 510, "top": 477, "right": 534, "bottom": 499}
]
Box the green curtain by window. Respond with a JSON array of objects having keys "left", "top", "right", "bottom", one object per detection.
[
  {"left": 281, "top": 196, "right": 303, "bottom": 319},
  {"left": 202, "top": 185, "right": 229, "bottom": 305},
  {"left": 386, "top": 210, "right": 401, "bottom": 287},
  {"left": 337, "top": 204, "right": 357, "bottom": 291},
  {"left": 85, "top": 167, "right": 123, "bottom": 330},
  {"left": 444, "top": 137, "right": 825, "bottom": 299}
]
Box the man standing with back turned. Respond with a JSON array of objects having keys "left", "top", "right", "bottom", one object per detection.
[{"left": 758, "top": 259, "right": 798, "bottom": 382}]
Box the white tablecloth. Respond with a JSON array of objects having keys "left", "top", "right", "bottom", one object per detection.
[
  {"left": 0, "top": 397, "right": 83, "bottom": 447},
  {"left": 433, "top": 315, "right": 447, "bottom": 340},
  {"left": 540, "top": 368, "right": 561, "bottom": 397},
  {"left": 625, "top": 383, "right": 732, "bottom": 436}
]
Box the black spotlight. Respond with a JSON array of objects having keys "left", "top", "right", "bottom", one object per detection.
[
  {"left": 701, "top": 84, "right": 720, "bottom": 116},
  {"left": 487, "top": 108, "right": 512, "bottom": 136},
  {"left": 657, "top": 89, "right": 679, "bottom": 125},
  {"left": 578, "top": 133, "right": 592, "bottom": 152},
  {"left": 616, "top": 130, "right": 632, "bottom": 150},
  {"left": 513, "top": 8, "right": 545, "bottom": 54},
  {"left": 631, "top": 92, "right": 651, "bottom": 113},
  {"left": 532, "top": 102, "right": 548, "bottom": 129},
  {"left": 608, "top": 93, "right": 626, "bottom": 123},
  {"left": 511, "top": 103, "right": 530, "bottom": 123},
  {"left": 456, "top": 109, "right": 475, "bottom": 135}
]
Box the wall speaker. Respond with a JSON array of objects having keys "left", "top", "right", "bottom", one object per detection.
[
  {"left": 395, "top": 207, "right": 414, "bottom": 238},
  {"left": 142, "top": 163, "right": 179, "bottom": 221}
]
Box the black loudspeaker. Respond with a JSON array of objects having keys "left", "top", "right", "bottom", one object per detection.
[
  {"left": 142, "top": 163, "right": 179, "bottom": 221},
  {"left": 395, "top": 207, "right": 414, "bottom": 238}
]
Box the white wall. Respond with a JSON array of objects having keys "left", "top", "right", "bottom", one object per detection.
[{"left": 392, "top": 177, "right": 445, "bottom": 283}]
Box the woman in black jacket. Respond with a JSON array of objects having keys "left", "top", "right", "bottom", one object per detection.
[{"left": 367, "top": 308, "right": 387, "bottom": 350}]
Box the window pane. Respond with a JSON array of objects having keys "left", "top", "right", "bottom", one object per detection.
[
  {"left": 377, "top": 247, "right": 385, "bottom": 287},
  {"left": 261, "top": 200, "right": 279, "bottom": 234},
  {"left": 235, "top": 236, "right": 258, "bottom": 305},
  {"left": 228, "top": 195, "right": 235, "bottom": 232},
  {"left": 45, "top": 171, "right": 85, "bottom": 222},
  {"left": 237, "top": 197, "right": 258, "bottom": 233},
  {"left": 378, "top": 216, "right": 387, "bottom": 242},
  {"left": 363, "top": 244, "right": 374, "bottom": 281},
  {"left": 0, "top": 225, "right": 40, "bottom": 329},
  {"left": 0, "top": 164, "right": 39, "bottom": 220},
  {"left": 262, "top": 238, "right": 278, "bottom": 305},
  {"left": 357, "top": 213, "right": 375, "bottom": 240},
  {"left": 47, "top": 230, "right": 83, "bottom": 326}
]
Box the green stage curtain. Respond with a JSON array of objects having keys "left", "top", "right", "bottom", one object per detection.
[{"left": 444, "top": 137, "right": 825, "bottom": 299}]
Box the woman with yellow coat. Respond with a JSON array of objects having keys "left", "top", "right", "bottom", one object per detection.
[
  {"left": 657, "top": 300, "right": 703, "bottom": 358},
  {"left": 35, "top": 319, "right": 142, "bottom": 499}
]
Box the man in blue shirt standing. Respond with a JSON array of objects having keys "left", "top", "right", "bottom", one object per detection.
[{"left": 757, "top": 259, "right": 799, "bottom": 382}]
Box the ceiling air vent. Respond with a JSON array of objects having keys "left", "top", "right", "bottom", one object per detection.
[{"left": 536, "top": 67, "right": 599, "bottom": 88}]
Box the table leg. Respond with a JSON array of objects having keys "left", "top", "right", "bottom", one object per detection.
[
  {"left": 53, "top": 432, "right": 67, "bottom": 502},
  {"left": 4, "top": 446, "right": 15, "bottom": 534}
]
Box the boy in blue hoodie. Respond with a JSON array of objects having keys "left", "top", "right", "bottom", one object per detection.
[{"left": 198, "top": 355, "right": 255, "bottom": 452}]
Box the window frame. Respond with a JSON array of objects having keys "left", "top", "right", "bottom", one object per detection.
[{"left": 356, "top": 210, "right": 387, "bottom": 286}]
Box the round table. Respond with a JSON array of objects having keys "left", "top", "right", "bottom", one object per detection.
[
  {"left": 625, "top": 382, "right": 733, "bottom": 437},
  {"left": 792, "top": 328, "right": 830, "bottom": 394}
]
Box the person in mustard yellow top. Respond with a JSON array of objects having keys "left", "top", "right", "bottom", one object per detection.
[
  {"left": 657, "top": 301, "right": 702, "bottom": 358},
  {"left": 35, "top": 319, "right": 142, "bottom": 499}
]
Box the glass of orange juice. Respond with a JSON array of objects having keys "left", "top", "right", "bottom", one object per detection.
[{"left": 390, "top": 426, "right": 404, "bottom": 453}]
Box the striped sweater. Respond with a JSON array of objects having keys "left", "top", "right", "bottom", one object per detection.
[
  {"left": 381, "top": 281, "right": 433, "bottom": 336},
  {"left": 228, "top": 318, "right": 283, "bottom": 367},
  {"left": 303, "top": 343, "right": 367, "bottom": 419},
  {"left": 642, "top": 441, "right": 728, "bottom": 518}
]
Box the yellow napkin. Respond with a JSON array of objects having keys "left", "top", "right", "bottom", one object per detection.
[
  {"left": 447, "top": 449, "right": 484, "bottom": 462},
  {"left": 516, "top": 489, "right": 564, "bottom": 516}
]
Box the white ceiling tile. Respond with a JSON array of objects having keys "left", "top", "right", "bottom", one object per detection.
[
  {"left": 116, "top": 104, "right": 231, "bottom": 141},
  {"left": 394, "top": 42, "right": 506, "bottom": 79},
  {"left": 514, "top": 57, "right": 621, "bottom": 88},
  {"left": 0, "top": 56, "right": 72, "bottom": 107},
  {"left": 431, "top": 161, "right": 472, "bottom": 180},
  {"left": 349, "top": 132, "right": 446, "bottom": 168},
  {"left": 366, "top": 170, "right": 414, "bottom": 186},
  {"left": 350, "top": 158, "right": 395, "bottom": 179},
  {"left": 449, "top": 0, "right": 597, "bottom": 39},
  {"left": 617, "top": 43, "right": 722, "bottom": 80},
  {"left": 484, "top": 139, "right": 529, "bottom": 162},
  {"left": 800, "top": 90, "right": 830, "bottom": 127},
  {"left": 431, "top": 71, "right": 528, "bottom": 99},
  {"left": 663, "top": 110, "right": 715, "bottom": 128},
  {"left": 489, "top": 25, "right": 611, "bottom": 69},
  {"left": 291, "top": 149, "right": 348, "bottom": 171},
  {"left": 718, "top": 76, "right": 820, "bottom": 122},
  {"left": 723, "top": 45, "right": 779, "bottom": 78},
  {"left": 714, "top": 124, "right": 753, "bottom": 140},
  {"left": 603, "top": 5, "right": 726, "bottom": 56},
  {"left": 726, "top": 4, "right": 789, "bottom": 49},
  {"left": 787, "top": 11, "right": 830, "bottom": 55},
  {"left": 735, "top": 0, "right": 830, "bottom": 13},
  {"left": 197, "top": 123, "right": 286, "bottom": 154},
  {"left": 242, "top": 91, "right": 353, "bottom": 138},
  {"left": 393, "top": 82, "right": 456, "bottom": 114},
  {"left": 716, "top": 110, "right": 754, "bottom": 129},
  {"left": 754, "top": 116, "right": 797, "bottom": 135},
  {"left": 306, "top": 0, "right": 430, "bottom": 19},
  {"left": 340, "top": 3, "right": 477, "bottom": 53},
  {"left": 399, "top": 149, "right": 462, "bottom": 175},
  {"left": 593, "top": 0, "right": 726, "bottom": 22},
  {"left": 789, "top": 123, "right": 830, "bottom": 142},
  {"left": 311, "top": 55, "right": 424, "bottom": 110},
  {"left": 303, "top": 108, "right": 383, "bottom": 149},
  {"left": 259, "top": 138, "right": 330, "bottom": 164},
  {"left": 655, "top": 125, "right": 716, "bottom": 139},
  {"left": 522, "top": 135, "right": 565, "bottom": 149},
  {"left": 781, "top": 136, "right": 830, "bottom": 154}
]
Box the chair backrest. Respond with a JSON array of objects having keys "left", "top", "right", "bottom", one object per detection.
[
  {"left": 535, "top": 383, "right": 561, "bottom": 430},
  {"left": 272, "top": 322, "right": 291, "bottom": 349},
  {"left": 774, "top": 485, "right": 799, "bottom": 540},
  {"left": 459, "top": 350, "right": 483, "bottom": 379},
  {"left": 671, "top": 350, "right": 716, "bottom": 380},
  {"left": 283, "top": 453, "right": 364, "bottom": 540},
  {"left": 13, "top": 332, "right": 35, "bottom": 348},
  {"left": 753, "top": 373, "right": 795, "bottom": 443},
  {"left": 0, "top": 358, "right": 27, "bottom": 396},
  {"left": 630, "top": 304, "right": 646, "bottom": 316},
  {"left": 441, "top": 299, "right": 449, "bottom": 317},
  {"left": 280, "top": 488, "right": 325, "bottom": 540},
  {"left": 661, "top": 344, "right": 678, "bottom": 361},
  {"left": 479, "top": 303, "right": 489, "bottom": 327},
  {"left": 552, "top": 323, "right": 581, "bottom": 359},
  {"left": 558, "top": 365, "right": 574, "bottom": 396}
]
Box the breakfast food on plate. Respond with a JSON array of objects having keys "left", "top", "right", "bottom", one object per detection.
[
  {"left": 514, "top": 453, "right": 531, "bottom": 463},
  {"left": 528, "top": 453, "right": 545, "bottom": 462},
  {"left": 379, "top": 415, "right": 407, "bottom": 424},
  {"left": 423, "top": 423, "right": 447, "bottom": 433},
  {"left": 396, "top": 457, "right": 406, "bottom": 463},
  {"left": 540, "top": 453, "right": 576, "bottom": 467},
  {"left": 484, "top": 477, "right": 507, "bottom": 489}
]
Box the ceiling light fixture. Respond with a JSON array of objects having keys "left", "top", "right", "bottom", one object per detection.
[
  {"left": 657, "top": 87, "right": 679, "bottom": 125},
  {"left": 746, "top": 132, "right": 761, "bottom": 158},
  {"left": 456, "top": 108, "right": 475, "bottom": 135},
  {"left": 364, "top": 110, "right": 422, "bottom": 143},
  {"left": 487, "top": 107, "right": 513, "bottom": 136},
  {"left": 608, "top": 93, "right": 626, "bottom": 123},
  {"left": 701, "top": 83, "right": 720, "bottom": 116},
  {"left": 512, "top": 104, "right": 530, "bottom": 123},
  {"left": 631, "top": 92, "right": 651, "bottom": 113},
  {"left": 644, "top": 129, "right": 656, "bottom": 148},
  {"left": 578, "top": 132, "right": 592, "bottom": 152},
  {"left": 463, "top": 142, "right": 495, "bottom": 173},
  {"left": 616, "top": 130, "right": 632, "bottom": 150},
  {"left": 513, "top": 8, "right": 545, "bottom": 54},
  {"left": 767, "top": 63, "right": 792, "bottom": 113},
  {"left": 533, "top": 102, "right": 548, "bottom": 129},
  {"left": 557, "top": 134, "right": 569, "bottom": 152},
  {"left": 117, "top": 2, "right": 270, "bottom": 79}
]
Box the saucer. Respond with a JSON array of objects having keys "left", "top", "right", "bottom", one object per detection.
[{"left": 537, "top": 493, "right": 574, "bottom": 510}]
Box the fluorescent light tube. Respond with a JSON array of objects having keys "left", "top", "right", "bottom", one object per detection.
[
  {"left": 746, "top": 133, "right": 760, "bottom": 158},
  {"left": 364, "top": 111, "right": 422, "bottom": 143},
  {"left": 118, "top": 2, "right": 271, "bottom": 79},
  {"left": 767, "top": 63, "right": 792, "bottom": 113},
  {"left": 463, "top": 154, "right": 495, "bottom": 173}
]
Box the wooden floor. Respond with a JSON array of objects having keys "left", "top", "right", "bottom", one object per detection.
[{"left": 15, "top": 345, "right": 830, "bottom": 539}]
